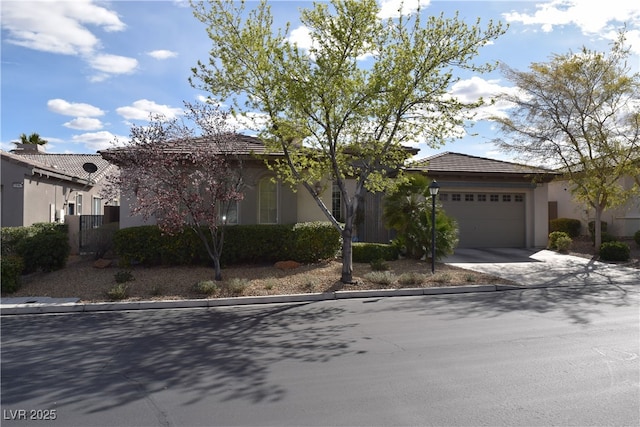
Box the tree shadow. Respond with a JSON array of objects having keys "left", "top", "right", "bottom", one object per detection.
[
  {"left": 1, "top": 302, "right": 357, "bottom": 415},
  {"left": 380, "top": 282, "right": 638, "bottom": 326}
]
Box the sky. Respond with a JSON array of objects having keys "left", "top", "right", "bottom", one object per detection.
[{"left": 1, "top": 0, "right": 639, "bottom": 162}]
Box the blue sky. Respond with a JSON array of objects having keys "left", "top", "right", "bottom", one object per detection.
[{"left": 2, "top": 0, "right": 639, "bottom": 161}]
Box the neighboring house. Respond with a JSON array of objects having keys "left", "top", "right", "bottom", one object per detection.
[
  {"left": 548, "top": 176, "right": 640, "bottom": 238},
  {"left": 407, "top": 152, "right": 557, "bottom": 248},
  {"left": 1, "top": 144, "right": 116, "bottom": 228}
]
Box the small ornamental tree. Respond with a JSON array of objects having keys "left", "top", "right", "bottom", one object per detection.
[
  {"left": 102, "top": 103, "right": 244, "bottom": 280},
  {"left": 383, "top": 175, "right": 458, "bottom": 260}
]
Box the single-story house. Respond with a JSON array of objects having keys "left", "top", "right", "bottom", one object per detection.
[
  {"left": 407, "top": 152, "right": 557, "bottom": 248},
  {"left": 101, "top": 135, "right": 560, "bottom": 249}
]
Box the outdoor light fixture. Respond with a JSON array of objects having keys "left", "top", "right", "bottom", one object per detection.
[{"left": 429, "top": 180, "right": 440, "bottom": 274}]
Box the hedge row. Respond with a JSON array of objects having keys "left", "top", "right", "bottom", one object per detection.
[
  {"left": 549, "top": 218, "right": 581, "bottom": 238},
  {"left": 352, "top": 242, "right": 399, "bottom": 263},
  {"left": 114, "top": 222, "right": 341, "bottom": 267},
  {"left": 1, "top": 223, "right": 70, "bottom": 293}
]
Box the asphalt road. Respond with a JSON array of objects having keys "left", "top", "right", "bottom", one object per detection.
[{"left": 2, "top": 284, "right": 639, "bottom": 427}]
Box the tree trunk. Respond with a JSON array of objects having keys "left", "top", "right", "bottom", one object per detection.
[
  {"left": 341, "top": 226, "right": 354, "bottom": 284},
  {"left": 594, "top": 206, "right": 603, "bottom": 252},
  {"left": 213, "top": 257, "right": 223, "bottom": 281}
]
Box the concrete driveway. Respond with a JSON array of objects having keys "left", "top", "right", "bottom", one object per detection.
[{"left": 444, "top": 248, "right": 640, "bottom": 287}]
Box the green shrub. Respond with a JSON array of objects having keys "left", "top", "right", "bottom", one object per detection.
[
  {"left": 222, "top": 224, "right": 294, "bottom": 265},
  {"left": 555, "top": 235, "right": 573, "bottom": 253},
  {"left": 114, "top": 223, "right": 339, "bottom": 267},
  {"left": 291, "top": 222, "right": 341, "bottom": 263},
  {"left": 548, "top": 231, "right": 571, "bottom": 250},
  {"left": 369, "top": 258, "right": 389, "bottom": 271},
  {"left": 1, "top": 227, "right": 30, "bottom": 257},
  {"left": 432, "top": 272, "right": 452, "bottom": 283},
  {"left": 549, "top": 218, "right": 581, "bottom": 238},
  {"left": 364, "top": 271, "right": 396, "bottom": 285},
  {"left": 398, "top": 272, "right": 425, "bottom": 285},
  {"left": 106, "top": 283, "right": 129, "bottom": 300},
  {"left": 599, "top": 241, "right": 630, "bottom": 261},
  {"left": 634, "top": 230, "right": 640, "bottom": 246},
  {"left": 222, "top": 278, "right": 249, "bottom": 296},
  {"left": 1, "top": 223, "right": 69, "bottom": 273},
  {"left": 114, "top": 270, "right": 135, "bottom": 284},
  {"left": 588, "top": 220, "right": 608, "bottom": 237},
  {"left": 193, "top": 280, "right": 219, "bottom": 295},
  {"left": 1, "top": 255, "right": 24, "bottom": 293},
  {"left": 353, "top": 243, "right": 399, "bottom": 263}
]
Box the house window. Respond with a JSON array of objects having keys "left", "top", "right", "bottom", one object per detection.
[
  {"left": 76, "top": 194, "right": 83, "bottom": 215},
  {"left": 92, "top": 197, "right": 101, "bottom": 215},
  {"left": 332, "top": 183, "right": 343, "bottom": 222},
  {"left": 439, "top": 193, "right": 448, "bottom": 202},
  {"left": 220, "top": 201, "right": 238, "bottom": 224},
  {"left": 477, "top": 194, "right": 487, "bottom": 202},
  {"left": 259, "top": 177, "right": 278, "bottom": 224},
  {"left": 502, "top": 195, "right": 512, "bottom": 202},
  {"left": 490, "top": 194, "right": 499, "bottom": 202},
  {"left": 515, "top": 194, "right": 524, "bottom": 202},
  {"left": 452, "top": 194, "right": 461, "bottom": 202},
  {"left": 465, "top": 194, "right": 474, "bottom": 202}
]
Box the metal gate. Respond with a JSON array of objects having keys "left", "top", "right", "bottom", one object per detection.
[{"left": 79, "top": 215, "right": 103, "bottom": 253}]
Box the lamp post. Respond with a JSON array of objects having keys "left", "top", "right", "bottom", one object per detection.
[{"left": 428, "top": 180, "right": 440, "bottom": 274}]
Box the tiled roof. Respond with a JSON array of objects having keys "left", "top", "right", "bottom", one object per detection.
[
  {"left": 100, "top": 133, "right": 279, "bottom": 160},
  {"left": 407, "top": 152, "right": 553, "bottom": 175},
  {"left": 1, "top": 150, "right": 114, "bottom": 183}
]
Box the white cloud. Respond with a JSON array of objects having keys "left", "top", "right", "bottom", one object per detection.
[
  {"left": 47, "top": 99, "right": 105, "bottom": 117},
  {"left": 288, "top": 26, "right": 314, "bottom": 51},
  {"left": 63, "top": 117, "right": 104, "bottom": 131},
  {"left": 450, "top": 76, "right": 521, "bottom": 120},
  {"left": 71, "top": 131, "right": 125, "bottom": 151},
  {"left": 377, "top": 0, "right": 431, "bottom": 19},
  {"left": 147, "top": 49, "right": 178, "bottom": 60},
  {"left": 503, "top": 1, "right": 640, "bottom": 53},
  {"left": 0, "top": 0, "right": 125, "bottom": 55},
  {"left": 116, "top": 99, "right": 183, "bottom": 121},
  {"left": 89, "top": 54, "right": 138, "bottom": 74}
]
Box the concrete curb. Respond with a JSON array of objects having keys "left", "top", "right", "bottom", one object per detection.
[{"left": 0, "top": 284, "right": 504, "bottom": 315}]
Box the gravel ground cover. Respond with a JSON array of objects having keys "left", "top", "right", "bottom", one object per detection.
[{"left": 4, "top": 236, "right": 637, "bottom": 303}]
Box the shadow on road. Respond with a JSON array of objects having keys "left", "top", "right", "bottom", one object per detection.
[
  {"left": 375, "top": 283, "right": 638, "bottom": 326},
  {"left": 1, "top": 303, "right": 356, "bottom": 416}
]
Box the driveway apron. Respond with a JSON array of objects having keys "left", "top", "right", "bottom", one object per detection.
[{"left": 444, "top": 248, "right": 640, "bottom": 287}]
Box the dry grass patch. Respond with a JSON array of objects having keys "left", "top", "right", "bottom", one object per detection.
[{"left": 4, "top": 256, "right": 515, "bottom": 303}]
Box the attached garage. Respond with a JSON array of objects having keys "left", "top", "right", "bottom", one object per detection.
[
  {"left": 407, "top": 152, "right": 557, "bottom": 249},
  {"left": 439, "top": 191, "right": 526, "bottom": 248}
]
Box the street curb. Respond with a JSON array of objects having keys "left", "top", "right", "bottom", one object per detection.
[{"left": 0, "top": 284, "right": 505, "bottom": 315}]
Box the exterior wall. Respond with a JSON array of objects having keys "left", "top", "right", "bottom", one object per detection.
[
  {"left": 549, "top": 178, "right": 640, "bottom": 237},
  {"left": 297, "top": 182, "right": 333, "bottom": 223},
  {"left": 531, "top": 183, "right": 550, "bottom": 247},
  {"left": 1, "top": 156, "right": 111, "bottom": 228},
  {"left": 1, "top": 160, "right": 26, "bottom": 227}
]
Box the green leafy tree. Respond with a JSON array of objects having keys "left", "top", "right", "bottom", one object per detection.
[
  {"left": 383, "top": 175, "right": 458, "bottom": 260},
  {"left": 190, "top": 0, "right": 505, "bottom": 282},
  {"left": 18, "top": 132, "right": 47, "bottom": 145},
  {"left": 491, "top": 32, "right": 640, "bottom": 249}
]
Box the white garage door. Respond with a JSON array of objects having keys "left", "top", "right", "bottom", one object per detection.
[{"left": 440, "top": 192, "right": 526, "bottom": 248}]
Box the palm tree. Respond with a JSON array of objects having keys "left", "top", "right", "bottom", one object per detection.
[{"left": 18, "top": 132, "right": 48, "bottom": 145}]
